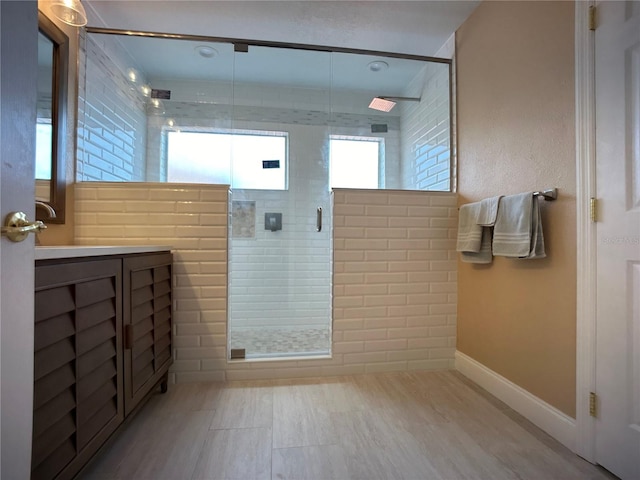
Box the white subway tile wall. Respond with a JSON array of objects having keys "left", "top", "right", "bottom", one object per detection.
[
  {"left": 142, "top": 79, "right": 401, "bottom": 186},
  {"left": 230, "top": 188, "right": 332, "bottom": 332},
  {"left": 228, "top": 123, "right": 332, "bottom": 349},
  {"left": 226, "top": 127, "right": 332, "bottom": 356},
  {"left": 77, "top": 33, "right": 147, "bottom": 182},
  {"left": 333, "top": 189, "right": 457, "bottom": 373},
  {"left": 75, "top": 183, "right": 457, "bottom": 381},
  {"left": 155, "top": 78, "right": 394, "bottom": 117},
  {"left": 75, "top": 183, "right": 230, "bottom": 383},
  {"left": 400, "top": 62, "right": 451, "bottom": 191}
]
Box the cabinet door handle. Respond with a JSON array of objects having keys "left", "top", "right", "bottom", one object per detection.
[
  {"left": 124, "top": 324, "right": 133, "bottom": 349},
  {"left": 317, "top": 207, "right": 322, "bottom": 232}
]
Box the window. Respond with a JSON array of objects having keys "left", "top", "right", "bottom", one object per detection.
[
  {"left": 167, "top": 130, "right": 287, "bottom": 190},
  {"left": 329, "top": 136, "right": 382, "bottom": 189}
]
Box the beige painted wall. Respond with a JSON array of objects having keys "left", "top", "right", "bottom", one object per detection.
[{"left": 456, "top": 1, "right": 576, "bottom": 417}]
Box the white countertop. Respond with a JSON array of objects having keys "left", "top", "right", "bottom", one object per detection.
[{"left": 35, "top": 245, "right": 172, "bottom": 260}]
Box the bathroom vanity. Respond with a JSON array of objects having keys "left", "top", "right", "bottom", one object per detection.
[{"left": 32, "top": 246, "right": 173, "bottom": 480}]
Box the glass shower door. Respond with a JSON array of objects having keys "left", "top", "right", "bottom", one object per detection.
[{"left": 227, "top": 45, "right": 333, "bottom": 359}]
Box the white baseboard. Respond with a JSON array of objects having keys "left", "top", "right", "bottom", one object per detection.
[{"left": 455, "top": 350, "right": 576, "bottom": 452}]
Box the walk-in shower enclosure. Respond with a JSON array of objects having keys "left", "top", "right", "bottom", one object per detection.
[{"left": 78, "top": 29, "right": 452, "bottom": 359}]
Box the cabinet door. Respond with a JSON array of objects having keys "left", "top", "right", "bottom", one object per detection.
[
  {"left": 33, "top": 259, "right": 123, "bottom": 480},
  {"left": 123, "top": 253, "right": 173, "bottom": 415}
]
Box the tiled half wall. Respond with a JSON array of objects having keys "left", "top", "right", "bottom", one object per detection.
[{"left": 75, "top": 183, "right": 457, "bottom": 382}]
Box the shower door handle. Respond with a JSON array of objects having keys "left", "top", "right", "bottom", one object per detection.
[{"left": 316, "top": 207, "right": 322, "bottom": 232}]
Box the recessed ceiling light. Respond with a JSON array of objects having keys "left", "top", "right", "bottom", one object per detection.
[
  {"left": 195, "top": 45, "right": 218, "bottom": 59},
  {"left": 368, "top": 61, "right": 389, "bottom": 72}
]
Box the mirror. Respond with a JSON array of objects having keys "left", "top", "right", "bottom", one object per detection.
[
  {"left": 79, "top": 30, "right": 451, "bottom": 192},
  {"left": 36, "top": 12, "right": 68, "bottom": 223}
]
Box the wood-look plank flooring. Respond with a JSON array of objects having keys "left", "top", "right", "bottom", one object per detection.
[{"left": 78, "top": 370, "right": 616, "bottom": 480}]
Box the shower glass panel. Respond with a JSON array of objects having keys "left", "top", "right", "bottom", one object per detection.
[
  {"left": 228, "top": 45, "right": 333, "bottom": 358},
  {"left": 79, "top": 31, "right": 452, "bottom": 190}
]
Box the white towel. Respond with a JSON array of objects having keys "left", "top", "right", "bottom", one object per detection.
[{"left": 493, "top": 192, "right": 546, "bottom": 259}]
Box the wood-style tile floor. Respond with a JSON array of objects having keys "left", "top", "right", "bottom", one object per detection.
[{"left": 79, "top": 370, "right": 616, "bottom": 480}]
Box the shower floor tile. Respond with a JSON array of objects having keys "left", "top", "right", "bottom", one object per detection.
[{"left": 230, "top": 327, "right": 331, "bottom": 357}]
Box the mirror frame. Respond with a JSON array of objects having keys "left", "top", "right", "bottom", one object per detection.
[{"left": 37, "top": 11, "right": 68, "bottom": 223}]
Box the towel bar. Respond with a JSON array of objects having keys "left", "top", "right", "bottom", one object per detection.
[
  {"left": 457, "top": 189, "right": 559, "bottom": 211},
  {"left": 533, "top": 188, "right": 558, "bottom": 201}
]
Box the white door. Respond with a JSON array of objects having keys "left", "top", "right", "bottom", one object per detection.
[
  {"left": 0, "top": 1, "right": 38, "bottom": 478},
  {"left": 595, "top": 1, "right": 640, "bottom": 479}
]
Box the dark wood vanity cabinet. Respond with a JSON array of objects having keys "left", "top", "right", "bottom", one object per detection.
[
  {"left": 32, "top": 252, "right": 172, "bottom": 480},
  {"left": 33, "top": 259, "right": 124, "bottom": 480},
  {"left": 123, "top": 253, "right": 173, "bottom": 416}
]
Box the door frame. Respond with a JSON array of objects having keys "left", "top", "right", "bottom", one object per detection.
[{"left": 575, "top": 0, "right": 597, "bottom": 464}]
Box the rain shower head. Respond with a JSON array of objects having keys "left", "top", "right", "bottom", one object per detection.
[{"left": 368, "top": 96, "right": 421, "bottom": 112}]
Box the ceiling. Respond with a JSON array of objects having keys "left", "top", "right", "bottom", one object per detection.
[{"left": 84, "top": 1, "right": 479, "bottom": 96}]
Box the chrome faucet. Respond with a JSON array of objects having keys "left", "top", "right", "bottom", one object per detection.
[
  {"left": 34, "top": 201, "right": 56, "bottom": 246},
  {"left": 35, "top": 201, "right": 57, "bottom": 219}
]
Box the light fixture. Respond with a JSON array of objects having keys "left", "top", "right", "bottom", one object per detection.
[
  {"left": 139, "top": 84, "right": 152, "bottom": 97},
  {"left": 195, "top": 45, "right": 218, "bottom": 59},
  {"left": 369, "top": 97, "right": 396, "bottom": 112},
  {"left": 368, "top": 96, "right": 421, "bottom": 112},
  {"left": 50, "top": 0, "right": 88, "bottom": 27},
  {"left": 368, "top": 61, "right": 389, "bottom": 72},
  {"left": 147, "top": 98, "right": 165, "bottom": 116},
  {"left": 126, "top": 67, "right": 141, "bottom": 84}
]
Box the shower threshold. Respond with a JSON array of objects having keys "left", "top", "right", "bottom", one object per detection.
[
  {"left": 229, "top": 326, "right": 331, "bottom": 359},
  {"left": 244, "top": 350, "right": 331, "bottom": 360}
]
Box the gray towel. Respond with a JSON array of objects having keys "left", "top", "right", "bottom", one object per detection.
[
  {"left": 457, "top": 199, "right": 495, "bottom": 264},
  {"left": 493, "top": 192, "right": 546, "bottom": 259},
  {"left": 456, "top": 202, "right": 483, "bottom": 253},
  {"left": 461, "top": 227, "right": 492, "bottom": 264},
  {"left": 477, "top": 195, "right": 503, "bottom": 226}
]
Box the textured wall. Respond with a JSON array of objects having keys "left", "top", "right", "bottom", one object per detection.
[
  {"left": 75, "top": 183, "right": 457, "bottom": 381},
  {"left": 456, "top": 1, "right": 576, "bottom": 417}
]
